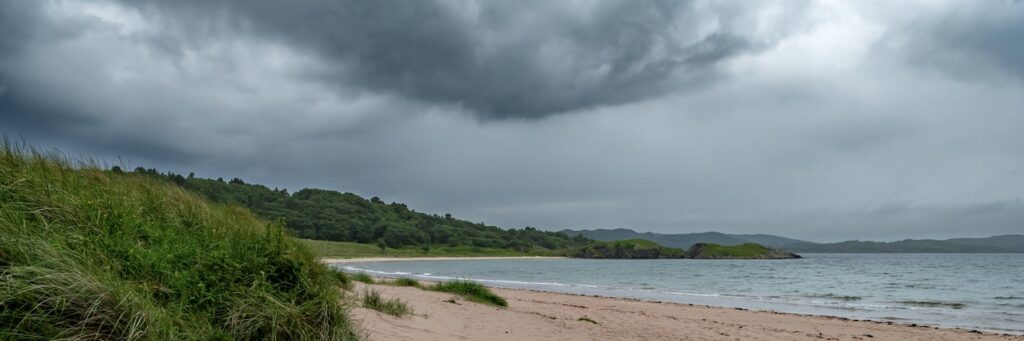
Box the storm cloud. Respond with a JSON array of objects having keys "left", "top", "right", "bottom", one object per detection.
[
  {"left": 1, "top": 0, "right": 1022, "bottom": 241},
  {"left": 111, "top": 0, "right": 795, "bottom": 119}
]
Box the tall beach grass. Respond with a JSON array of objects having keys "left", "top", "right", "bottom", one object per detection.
[
  {"left": 430, "top": 280, "right": 507, "bottom": 307},
  {"left": 0, "top": 142, "right": 357, "bottom": 340}
]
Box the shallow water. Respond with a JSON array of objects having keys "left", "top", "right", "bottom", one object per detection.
[{"left": 335, "top": 253, "right": 1024, "bottom": 333}]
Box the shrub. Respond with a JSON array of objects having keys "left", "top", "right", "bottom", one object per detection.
[
  {"left": 352, "top": 273, "right": 375, "bottom": 284},
  {"left": 391, "top": 278, "right": 420, "bottom": 287},
  {"left": 330, "top": 268, "right": 353, "bottom": 290},
  {"left": 361, "top": 289, "right": 413, "bottom": 317},
  {"left": 430, "top": 280, "right": 507, "bottom": 307}
]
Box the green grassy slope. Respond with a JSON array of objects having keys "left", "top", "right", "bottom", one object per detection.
[
  {"left": 570, "top": 239, "right": 686, "bottom": 259},
  {"left": 0, "top": 144, "right": 357, "bottom": 340},
  {"left": 301, "top": 239, "right": 564, "bottom": 259},
  {"left": 124, "top": 169, "right": 590, "bottom": 252},
  {"left": 686, "top": 243, "right": 801, "bottom": 259}
]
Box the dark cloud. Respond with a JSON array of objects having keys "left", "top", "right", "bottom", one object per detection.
[
  {"left": 886, "top": 2, "right": 1024, "bottom": 80},
  {"left": 1, "top": 1, "right": 1022, "bottom": 241},
  {"left": 116, "top": 0, "right": 766, "bottom": 119}
]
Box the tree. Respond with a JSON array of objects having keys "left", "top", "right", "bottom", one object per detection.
[
  {"left": 376, "top": 240, "right": 387, "bottom": 252},
  {"left": 111, "top": 166, "right": 123, "bottom": 174}
]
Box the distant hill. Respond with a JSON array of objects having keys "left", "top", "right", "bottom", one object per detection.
[
  {"left": 569, "top": 239, "right": 685, "bottom": 259},
  {"left": 784, "top": 235, "right": 1024, "bottom": 253},
  {"left": 568, "top": 239, "right": 800, "bottom": 259},
  {"left": 560, "top": 228, "right": 808, "bottom": 249},
  {"left": 561, "top": 228, "right": 1024, "bottom": 253}
]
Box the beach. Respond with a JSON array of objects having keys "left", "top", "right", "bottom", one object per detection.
[{"left": 348, "top": 277, "right": 1022, "bottom": 341}]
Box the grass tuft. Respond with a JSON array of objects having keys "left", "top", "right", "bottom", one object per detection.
[
  {"left": 429, "top": 280, "right": 508, "bottom": 307},
  {"left": 390, "top": 278, "right": 420, "bottom": 287},
  {"left": 577, "top": 316, "right": 598, "bottom": 324},
  {"left": 0, "top": 141, "right": 358, "bottom": 340},
  {"left": 362, "top": 289, "right": 413, "bottom": 317},
  {"left": 351, "top": 273, "right": 375, "bottom": 284},
  {"left": 330, "top": 268, "right": 354, "bottom": 290}
]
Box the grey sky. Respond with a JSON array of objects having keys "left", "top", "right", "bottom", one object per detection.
[{"left": 1, "top": 1, "right": 1022, "bottom": 242}]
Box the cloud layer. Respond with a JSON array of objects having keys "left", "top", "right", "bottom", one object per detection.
[{"left": 1, "top": 0, "right": 1022, "bottom": 241}]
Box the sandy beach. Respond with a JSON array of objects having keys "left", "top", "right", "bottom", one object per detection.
[{"left": 350, "top": 280, "right": 1022, "bottom": 341}]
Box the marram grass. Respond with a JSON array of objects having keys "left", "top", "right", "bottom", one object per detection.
[
  {"left": 0, "top": 142, "right": 358, "bottom": 340},
  {"left": 361, "top": 289, "right": 413, "bottom": 317},
  {"left": 430, "top": 280, "right": 507, "bottom": 307}
]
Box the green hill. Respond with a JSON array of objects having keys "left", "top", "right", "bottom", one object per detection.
[
  {"left": 563, "top": 228, "right": 1024, "bottom": 253},
  {"left": 570, "top": 239, "right": 686, "bottom": 259},
  {"left": 784, "top": 236, "right": 1024, "bottom": 253},
  {"left": 0, "top": 144, "right": 356, "bottom": 339},
  {"left": 561, "top": 228, "right": 808, "bottom": 249},
  {"left": 124, "top": 168, "right": 588, "bottom": 254},
  {"left": 686, "top": 243, "right": 801, "bottom": 259}
]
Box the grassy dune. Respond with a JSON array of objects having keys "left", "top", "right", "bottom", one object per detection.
[{"left": 0, "top": 144, "right": 357, "bottom": 340}]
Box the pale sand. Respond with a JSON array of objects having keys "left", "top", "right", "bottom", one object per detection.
[
  {"left": 350, "top": 281, "right": 1023, "bottom": 341},
  {"left": 322, "top": 256, "right": 566, "bottom": 264}
]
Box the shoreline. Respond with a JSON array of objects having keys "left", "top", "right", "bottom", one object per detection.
[
  {"left": 351, "top": 278, "right": 1023, "bottom": 340},
  {"left": 328, "top": 257, "right": 1024, "bottom": 337},
  {"left": 321, "top": 256, "right": 566, "bottom": 264}
]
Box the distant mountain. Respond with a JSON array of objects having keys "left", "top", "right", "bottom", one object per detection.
[
  {"left": 560, "top": 228, "right": 1024, "bottom": 253},
  {"left": 559, "top": 228, "right": 809, "bottom": 249},
  {"left": 784, "top": 235, "right": 1024, "bottom": 253}
]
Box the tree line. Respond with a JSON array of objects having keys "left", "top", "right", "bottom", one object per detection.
[{"left": 114, "top": 166, "right": 590, "bottom": 251}]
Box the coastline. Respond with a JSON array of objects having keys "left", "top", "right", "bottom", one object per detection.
[
  {"left": 321, "top": 256, "right": 567, "bottom": 264},
  {"left": 351, "top": 279, "right": 1023, "bottom": 340}
]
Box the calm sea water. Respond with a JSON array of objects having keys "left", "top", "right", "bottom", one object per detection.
[{"left": 335, "top": 253, "right": 1024, "bottom": 333}]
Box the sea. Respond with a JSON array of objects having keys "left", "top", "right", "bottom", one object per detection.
[{"left": 334, "top": 253, "right": 1024, "bottom": 334}]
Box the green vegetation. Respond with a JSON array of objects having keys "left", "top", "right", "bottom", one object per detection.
[
  {"left": 686, "top": 243, "right": 801, "bottom": 259},
  {"left": 329, "top": 268, "right": 354, "bottom": 290},
  {"left": 351, "top": 273, "right": 375, "bottom": 284},
  {"left": 390, "top": 278, "right": 421, "bottom": 287},
  {"left": 430, "top": 280, "right": 508, "bottom": 307},
  {"left": 0, "top": 143, "right": 356, "bottom": 340},
  {"left": 577, "top": 316, "right": 598, "bottom": 324},
  {"left": 563, "top": 228, "right": 806, "bottom": 249},
  {"left": 361, "top": 289, "right": 414, "bottom": 317},
  {"left": 303, "top": 239, "right": 563, "bottom": 259},
  {"left": 565, "top": 228, "right": 1024, "bottom": 253},
  {"left": 119, "top": 168, "right": 591, "bottom": 252},
  {"left": 571, "top": 239, "right": 686, "bottom": 259},
  {"left": 570, "top": 240, "right": 800, "bottom": 259}
]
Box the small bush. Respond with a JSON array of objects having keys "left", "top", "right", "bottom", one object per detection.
[
  {"left": 430, "top": 280, "right": 507, "bottom": 307},
  {"left": 330, "top": 269, "right": 353, "bottom": 290},
  {"left": 391, "top": 278, "right": 420, "bottom": 287},
  {"left": 362, "top": 289, "right": 413, "bottom": 317},
  {"left": 352, "top": 273, "right": 375, "bottom": 284}
]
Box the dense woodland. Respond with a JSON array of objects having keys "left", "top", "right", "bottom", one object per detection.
[{"left": 118, "top": 167, "right": 589, "bottom": 251}]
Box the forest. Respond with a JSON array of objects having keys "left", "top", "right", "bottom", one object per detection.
[{"left": 117, "top": 166, "right": 589, "bottom": 251}]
